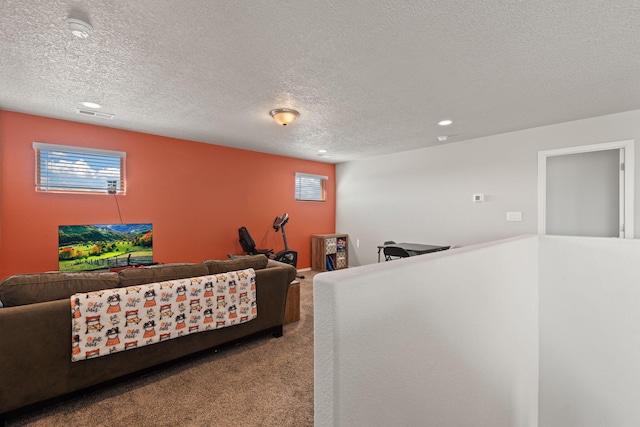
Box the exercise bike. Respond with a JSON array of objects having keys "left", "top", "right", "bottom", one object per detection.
[
  {"left": 238, "top": 213, "right": 298, "bottom": 268},
  {"left": 271, "top": 213, "right": 298, "bottom": 267}
]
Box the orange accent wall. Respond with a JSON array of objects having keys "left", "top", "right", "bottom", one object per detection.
[{"left": 0, "top": 111, "right": 335, "bottom": 279}]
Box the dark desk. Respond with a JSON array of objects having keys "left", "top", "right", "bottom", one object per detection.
[{"left": 377, "top": 242, "right": 450, "bottom": 262}]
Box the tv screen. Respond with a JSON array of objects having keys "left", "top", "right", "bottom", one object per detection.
[{"left": 58, "top": 223, "right": 153, "bottom": 272}]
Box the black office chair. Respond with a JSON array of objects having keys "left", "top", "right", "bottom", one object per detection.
[
  {"left": 384, "top": 245, "right": 411, "bottom": 261},
  {"left": 383, "top": 240, "right": 396, "bottom": 245}
]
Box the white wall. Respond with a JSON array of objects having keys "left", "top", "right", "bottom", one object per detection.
[
  {"left": 337, "top": 110, "right": 640, "bottom": 266},
  {"left": 538, "top": 236, "right": 640, "bottom": 426},
  {"left": 315, "top": 235, "right": 640, "bottom": 426},
  {"left": 314, "top": 235, "right": 540, "bottom": 427}
]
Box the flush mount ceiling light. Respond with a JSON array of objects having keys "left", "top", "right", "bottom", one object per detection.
[
  {"left": 67, "top": 18, "right": 93, "bottom": 39},
  {"left": 438, "top": 119, "right": 453, "bottom": 126},
  {"left": 270, "top": 108, "right": 299, "bottom": 126}
]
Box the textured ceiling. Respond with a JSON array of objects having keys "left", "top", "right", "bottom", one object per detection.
[{"left": 1, "top": 1, "right": 640, "bottom": 163}]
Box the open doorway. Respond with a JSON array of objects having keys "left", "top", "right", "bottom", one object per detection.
[{"left": 538, "top": 140, "right": 634, "bottom": 238}]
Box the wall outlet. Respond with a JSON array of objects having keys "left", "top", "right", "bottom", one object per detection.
[
  {"left": 356, "top": 239, "right": 360, "bottom": 248},
  {"left": 506, "top": 211, "right": 522, "bottom": 222},
  {"left": 473, "top": 194, "right": 484, "bottom": 202}
]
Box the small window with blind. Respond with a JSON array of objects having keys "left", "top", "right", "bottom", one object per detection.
[
  {"left": 295, "top": 173, "right": 327, "bottom": 202},
  {"left": 33, "top": 142, "right": 126, "bottom": 194}
]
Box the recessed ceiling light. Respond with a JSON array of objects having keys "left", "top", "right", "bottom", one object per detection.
[
  {"left": 437, "top": 135, "right": 448, "bottom": 142},
  {"left": 67, "top": 18, "right": 93, "bottom": 39},
  {"left": 80, "top": 101, "right": 101, "bottom": 109},
  {"left": 318, "top": 149, "right": 328, "bottom": 154},
  {"left": 438, "top": 119, "right": 453, "bottom": 126}
]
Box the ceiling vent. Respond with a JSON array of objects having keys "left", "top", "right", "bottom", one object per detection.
[{"left": 76, "top": 108, "right": 114, "bottom": 119}]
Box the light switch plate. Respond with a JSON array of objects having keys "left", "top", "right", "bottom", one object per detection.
[{"left": 506, "top": 211, "right": 522, "bottom": 222}]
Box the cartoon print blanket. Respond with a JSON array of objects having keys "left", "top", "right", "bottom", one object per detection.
[{"left": 70, "top": 268, "right": 257, "bottom": 362}]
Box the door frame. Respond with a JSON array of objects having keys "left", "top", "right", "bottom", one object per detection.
[{"left": 537, "top": 140, "right": 635, "bottom": 238}]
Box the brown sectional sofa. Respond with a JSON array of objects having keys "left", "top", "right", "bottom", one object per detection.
[{"left": 0, "top": 255, "right": 297, "bottom": 421}]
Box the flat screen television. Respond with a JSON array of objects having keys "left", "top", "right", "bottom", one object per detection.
[{"left": 58, "top": 223, "right": 153, "bottom": 272}]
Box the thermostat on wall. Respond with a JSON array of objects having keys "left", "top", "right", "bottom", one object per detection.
[{"left": 473, "top": 194, "right": 484, "bottom": 202}]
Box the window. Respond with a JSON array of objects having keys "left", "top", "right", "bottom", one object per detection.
[
  {"left": 295, "top": 173, "right": 327, "bottom": 202},
  {"left": 33, "top": 142, "right": 126, "bottom": 194}
]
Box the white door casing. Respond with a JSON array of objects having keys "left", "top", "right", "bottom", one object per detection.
[{"left": 538, "top": 140, "right": 635, "bottom": 238}]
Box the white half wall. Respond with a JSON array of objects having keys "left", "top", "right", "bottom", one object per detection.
[
  {"left": 315, "top": 235, "right": 640, "bottom": 426},
  {"left": 538, "top": 235, "right": 640, "bottom": 426},
  {"left": 337, "top": 109, "right": 640, "bottom": 266},
  {"left": 314, "top": 235, "right": 540, "bottom": 427}
]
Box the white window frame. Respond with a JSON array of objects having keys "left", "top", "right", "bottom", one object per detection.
[
  {"left": 33, "top": 142, "right": 126, "bottom": 194},
  {"left": 295, "top": 172, "right": 328, "bottom": 202}
]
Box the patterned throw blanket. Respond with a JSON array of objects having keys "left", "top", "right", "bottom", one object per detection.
[{"left": 70, "top": 268, "right": 257, "bottom": 362}]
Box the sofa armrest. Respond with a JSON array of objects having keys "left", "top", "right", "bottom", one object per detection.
[
  {"left": 0, "top": 299, "right": 73, "bottom": 414},
  {"left": 265, "top": 260, "right": 298, "bottom": 283},
  {"left": 251, "top": 266, "right": 291, "bottom": 328}
]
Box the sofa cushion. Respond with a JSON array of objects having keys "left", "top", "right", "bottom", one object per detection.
[
  {"left": 0, "top": 271, "right": 120, "bottom": 307},
  {"left": 202, "top": 254, "right": 269, "bottom": 275},
  {"left": 118, "top": 263, "right": 209, "bottom": 287}
]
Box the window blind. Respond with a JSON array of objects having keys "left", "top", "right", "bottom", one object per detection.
[
  {"left": 33, "top": 142, "right": 126, "bottom": 194},
  {"left": 295, "top": 173, "right": 327, "bottom": 202}
]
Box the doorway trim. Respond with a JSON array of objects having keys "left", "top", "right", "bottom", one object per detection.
[{"left": 538, "top": 140, "right": 635, "bottom": 238}]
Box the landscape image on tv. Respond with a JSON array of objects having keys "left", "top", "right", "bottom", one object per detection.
[{"left": 58, "top": 223, "right": 153, "bottom": 272}]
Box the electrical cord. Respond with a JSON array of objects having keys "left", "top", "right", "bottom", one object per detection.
[{"left": 113, "top": 193, "right": 123, "bottom": 224}]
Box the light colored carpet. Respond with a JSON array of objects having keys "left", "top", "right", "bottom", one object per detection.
[{"left": 8, "top": 271, "right": 317, "bottom": 427}]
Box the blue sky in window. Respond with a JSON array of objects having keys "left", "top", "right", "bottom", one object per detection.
[{"left": 41, "top": 150, "right": 120, "bottom": 191}]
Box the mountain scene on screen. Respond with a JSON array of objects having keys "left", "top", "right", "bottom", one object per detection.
[
  {"left": 58, "top": 223, "right": 153, "bottom": 272},
  {"left": 59, "top": 224, "right": 152, "bottom": 245}
]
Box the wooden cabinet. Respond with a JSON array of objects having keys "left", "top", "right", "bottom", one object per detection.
[{"left": 312, "top": 234, "right": 349, "bottom": 271}]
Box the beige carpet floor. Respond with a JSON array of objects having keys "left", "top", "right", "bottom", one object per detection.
[{"left": 7, "top": 271, "right": 317, "bottom": 427}]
